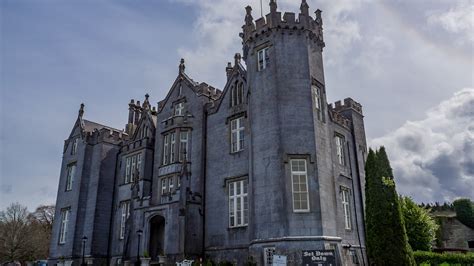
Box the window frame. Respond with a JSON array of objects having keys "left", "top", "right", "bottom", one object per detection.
[
  {"left": 290, "top": 159, "right": 310, "bottom": 212},
  {"left": 228, "top": 179, "right": 249, "bottom": 228},
  {"left": 312, "top": 85, "right": 321, "bottom": 110},
  {"left": 170, "top": 132, "right": 176, "bottom": 163},
  {"left": 125, "top": 157, "right": 131, "bottom": 183},
  {"left": 230, "top": 117, "right": 244, "bottom": 153},
  {"left": 71, "top": 138, "right": 79, "bottom": 155},
  {"left": 59, "top": 208, "right": 70, "bottom": 244},
  {"left": 341, "top": 187, "right": 352, "bottom": 230},
  {"left": 119, "top": 201, "right": 131, "bottom": 240},
  {"left": 174, "top": 102, "right": 184, "bottom": 116},
  {"left": 65, "top": 163, "right": 76, "bottom": 191},
  {"left": 257, "top": 47, "right": 270, "bottom": 71},
  {"left": 179, "top": 131, "right": 189, "bottom": 162},
  {"left": 162, "top": 134, "right": 170, "bottom": 165},
  {"left": 161, "top": 178, "right": 167, "bottom": 195},
  {"left": 335, "top": 135, "right": 345, "bottom": 165}
]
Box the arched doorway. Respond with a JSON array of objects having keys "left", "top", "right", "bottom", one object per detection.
[{"left": 149, "top": 215, "right": 165, "bottom": 260}]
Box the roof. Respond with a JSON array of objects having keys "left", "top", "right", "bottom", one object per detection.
[{"left": 82, "top": 119, "right": 122, "bottom": 133}]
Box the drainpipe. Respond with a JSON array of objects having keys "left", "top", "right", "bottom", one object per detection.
[{"left": 200, "top": 102, "right": 210, "bottom": 259}]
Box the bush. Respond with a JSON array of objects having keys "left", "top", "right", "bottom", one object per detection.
[{"left": 414, "top": 251, "right": 474, "bottom": 265}]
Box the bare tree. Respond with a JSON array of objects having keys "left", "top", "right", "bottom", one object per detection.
[
  {"left": 0, "top": 203, "right": 33, "bottom": 263},
  {"left": 28, "top": 205, "right": 55, "bottom": 260}
]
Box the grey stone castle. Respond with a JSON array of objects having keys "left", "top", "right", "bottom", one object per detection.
[{"left": 49, "top": 1, "right": 368, "bottom": 265}]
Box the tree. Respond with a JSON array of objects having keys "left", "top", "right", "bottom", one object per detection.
[
  {"left": 365, "top": 147, "right": 415, "bottom": 265},
  {"left": 28, "top": 205, "right": 55, "bottom": 260},
  {"left": 400, "top": 196, "right": 438, "bottom": 251},
  {"left": 453, "top": 198, "right": 474, "bottom": 229},
  {"left": 0, "top": 203, "right": 34, "bottom": 263}
]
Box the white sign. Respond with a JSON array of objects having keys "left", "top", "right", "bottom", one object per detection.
[{"left": 273, "top": 255, "right": 287, "bottom": 266}]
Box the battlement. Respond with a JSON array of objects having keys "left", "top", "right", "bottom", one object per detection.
[
  {"left": 241, "top": 0, "right": 324, "bottom": 49},
  {"left": 329, "top": 98, "right": 363, "bottom": 115}
]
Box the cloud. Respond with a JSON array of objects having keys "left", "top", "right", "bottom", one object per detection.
[
  {"left": 173, "top": 0, "right": 367, "bottom": 87},
  {"left": 370, "top": 88, "right": 474, "bottom": 203},
  {"left": 427, "top": 1, "right": 474, "bottom": 45}
]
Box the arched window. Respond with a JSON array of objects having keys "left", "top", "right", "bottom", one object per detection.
[{"left": 231, "top": 82, "right": 244, "bottom": 107}]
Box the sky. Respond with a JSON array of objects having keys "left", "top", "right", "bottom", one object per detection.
[{"left": 0, "top": 0, "right": 473, "bottom": 211}]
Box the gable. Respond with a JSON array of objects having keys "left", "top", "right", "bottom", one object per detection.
[{"left": 210, "top": 66, "right": 247, "bottom": 114}]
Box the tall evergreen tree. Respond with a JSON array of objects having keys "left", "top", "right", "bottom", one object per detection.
[{"left": 365, "top": 147, "right": 415, "bottom": 265}]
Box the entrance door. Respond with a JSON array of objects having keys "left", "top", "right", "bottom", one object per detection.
[{"left": 149, "top": 215, "right": 165, "bottom": 260}]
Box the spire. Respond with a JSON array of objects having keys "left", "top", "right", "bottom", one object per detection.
[
  {"left": 269, "top": 0, "right": 277, "bottom": 13},
  {"left": 300, "top": 0, "right": 309, "bottom": 16},
  {"left": 245, "top": 5, "right": 253, "bottom": 26},
  {"left": 179, "top": 58, "right": 185, "bottom": 74},
  {"left": 315, "top": 9, "right": 323, "bottom": 25},
  {"left": 142, "top": 93, "right": 150, "bottom": 110},
  {"left": 78, "top": 103, "right": 84, "bottom": 118}
]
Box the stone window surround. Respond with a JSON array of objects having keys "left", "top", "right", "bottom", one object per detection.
[
  {"left": 224, "top": 175, "right": 249, "bottom": 228},
  {"left": 226, "top": 112, "right": 247, "bottom": 154},
  {"left": 58, "top": 207, "right": 71, "bottom": 245},
  {"left": 161, "top": 128, "right": 192, "bottom": 166},
  {"left": 119, "top": 200, "right": 131, "bottom": 240},
  {"left": 340, "top": 186, "right": 352, "bottom": 231},
  {"left": 334, "top": 133, "right": 346, "bottom": 166},
  {"left": 65, "top": 162, "right": 76, "bottom": 192},
  {"left": 124, "top": 152, "right": 142, "bottom": 184},
  {"left": 290, "top": 158, "right": 310, "bottom": 213}
]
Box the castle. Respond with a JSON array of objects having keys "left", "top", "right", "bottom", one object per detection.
[{"left": 49, "top": 1, "right": 368, "bottom": 265}]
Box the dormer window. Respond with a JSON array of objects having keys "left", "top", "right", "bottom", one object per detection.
[
  {"left": 175, "top": 102, "right": 184, "bottom": 116},
  {"left": 257, "top": 47, "right": 269, "bottom": 71},
  {"left": 231, "top": 83, "right": 244, "bottom": 107}
]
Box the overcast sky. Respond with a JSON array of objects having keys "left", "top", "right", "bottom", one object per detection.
[{"left": 1, "top": 0, "right": 473, "bottom": 211}]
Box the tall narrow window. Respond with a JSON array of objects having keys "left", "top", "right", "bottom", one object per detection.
[
  {"left": 335, "top": 135, "right": 345, "bottom": 165},
  {"left": 168, "top": 176, "right": 174, "bottom": 193},
  {"left": 65, "top": 163, "right": 76, "bottom": 191},
  {"left": 175, "top": 102, "right": 184, "bottom": 116},
  {"left": 161, "top": 178, "right": 167, "bottom": 195},
  {"left": 136, "top": 154, "right": 142, "bottom": 180},
  {"left": 312, "top": 85, "right": 321, "bottom": 110},
  {"left": 170, "top": 132, "right": 176, "bottom": 163},
  {"left": 290, "top": 159, "right": 310, "bottom": 212},
  {"left": 231, "top": 83, "right": 244, "bottom": 107},
  {"left": 229, "top": 179, "right": 248, "bottom": 227},
  {"left": 119, "top": 201, "right": 130, "bottom": 239},
  {"left": 231, "top": 117, "right": 244, "bottom": 153},
  {"left": 342, "top": 188, "right": 352, "bottom": 230},
  {"left": 71, "top": 138, "right": 78, "bottom": 155},
  {"left": 257, "top": 47, "right": 269, "bottom": 71},
  {"left": 125, "top": 157, "right": 131, "bottom": 183},
  {"left": 131, "top": 155, "right": 137, "bottom": 182},
  {"left": 59, "top": 208, "right": 70, "bottom": 244},
  {"left": 179, "top": 131, "right": 189, "bottom": 162},
  {"left": 163, "top": 134, "right": 170, "bottom": 165}
]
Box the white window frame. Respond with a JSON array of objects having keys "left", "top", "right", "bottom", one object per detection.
[
  {"left": 312, "top": 85, "right": 321, "bottom": 110},
  {"left": 161, "top": 178, "right": 167, "bottom": 195},
  {"left": 131, "top": 155, "right": 137, "bottom": 182},
  {"left": 257, "top": 47, "right": 269, "bottom": 71},
  {"left": 65, "top": 164, "right": 76, "bottom": 191},
  {"left": 342, "top": 188, "right": 352, "bottom": 230},
  {"left": 168, "top": 176, "right": 174, "bottom": 193},
  {"left": 230, "top": 117, "right": 244, "bottom": 153},
  {"left": 71, "top": 138, "right": 78, "bottom": 155},
  {"left": 136, "top": 153, "right": 142, "bottom": 180},
  {"left": 335, "top": 135, "right": 345, "bottom": 165},
  {"left": 119, "top": 201, "right": 130, "bottom": 240},
  {"left": 175, "top": 102, "right": 184, "bottom": 116},
  {"left": 179, "top": 131, "right": 189, "bottom": 162},
  {"left": 163, "top": 134, "right": 169, "bottom": 165},
  {"left": 59, "top": 208, "right": 70, "bottom": 244},
  {"left": 290, "top": 159, "right": 310, "bottom": 212},
  {"left": 228, "top": 179, "right": 248, "bottom": 228},
  {"left": 170, "top": 132, "right": 176, "bottom": 163}
]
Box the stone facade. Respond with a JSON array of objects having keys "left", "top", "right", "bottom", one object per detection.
[{"left": 49, "top": 1, "right": 368, "bottom": 265}]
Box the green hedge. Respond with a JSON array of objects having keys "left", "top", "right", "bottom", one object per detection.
[{"left": 414, "top": 251, "right": 474, "bottom": 265}]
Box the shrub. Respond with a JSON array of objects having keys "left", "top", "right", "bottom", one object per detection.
[{"left": 414, "top": 251, "right": 474, "bottom": 265}]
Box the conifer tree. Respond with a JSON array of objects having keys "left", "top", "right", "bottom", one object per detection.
[{"left": 365, "top": 147, "right": 415, "bottom": 265}]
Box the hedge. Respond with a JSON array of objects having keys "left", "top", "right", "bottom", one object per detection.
[{"left": 414, "top": 251, "right": 474, "bottom": 265}]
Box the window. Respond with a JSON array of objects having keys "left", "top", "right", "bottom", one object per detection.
[
  {"left": 65, "top": 164, "right": 76, "bottom": 191},
  {"left": 170, "top": 132, "right": 176, "bottom": 163},
  {"left": 59, "top": 208, "right": 70, "bottom": 244},
  {"left": 290, "top": 159, "right": 310, "bottom": 212},
  {"left": 230, "top": 117, "right": 244, "bottom": 153},
  {"left": 263, "top": 247, "right": 275, "bottom": 266},
  {"left": 342, "top": 188, "right": 352, "bottom": 230},
  {"left": 168, "top": 176, "right": 174, "bottom": 193},
  {"left": 119, "top": 201, "right": 131, "bottom": 239},
  {"left": 257, "top": 47, "right": 270, "bottom": 71},
  {"left": 163, "top": 134, "right": 170, "bottom": 165},
  {"left": 161, "top": 178, "right": 167, "bottom": 195},
  {"left": 231, "top": 83, "right": 244, "bottom": 107},
  {"left": 125, "top": 153, "right": 141, "bottom": 183},
  {"left": 175, "top": 102, "right": 184, "bottom": 116},
  {"left": 179, "top": 131, "right": 189, "bottom": 162},
  {"left": 229, "top": 179, "right": 248, "bottom": 227},
  {"left": 71, "top": 138, "right": 79, "bottom": 155},
  {"left": 312, "top": 85, "right": 321, "bottom": 110},
  {"left": 350, "top": 250, "right": 359, "bottom": 264},
  {"left": 335, "top": 135, "right": 345, "bottom": 165}
]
